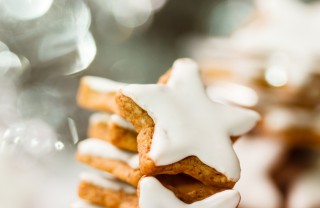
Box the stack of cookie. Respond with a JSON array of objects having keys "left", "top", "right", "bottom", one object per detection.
[
  {"left": 75, "top": 76, "right": 140, "bottom": 208},
  {"left": 73, "top": 59, "right": 260, "bottom": 207}
]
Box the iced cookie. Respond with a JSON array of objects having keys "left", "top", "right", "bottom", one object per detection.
[
  {"left": 138, "top": 176, "right": 240, "bottom": 208},
  {"left": 77, "top": 76, "right": 126, "bottom": 113},
  {"left": 88, "top": 112, "right": 138, "bottom": 152},
  {"left": 260, "top": 106, "right": 320, "bottom": 147},
  {"left": 116, "top": 58, "right": 260, "bottom": 187},
  {"left": 156, "top": 174, "right": 227, "bottom": 204},
  {"left": 206, "top": 81, "right": 258, "bottom": 108},
  {"left": 77, "top": 139, "right": 142, "bottom": 187},
  {"left": 78, "top": 172, "right": 138, "bottom": 208},
  {"left": 234, "top": 137, "right": 285, "bottom": 208}
]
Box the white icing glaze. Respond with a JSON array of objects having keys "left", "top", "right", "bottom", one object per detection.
[
  {"left": 128, "top": 154, "right": 139, "bottom": 170},
  {"left": 78, "top": 138, "right": 139, "bottom": 169},
  {"left": 139, "top": 177, "right": 240, "bottom": 208},
  {"left": 71, "top": 200, "right": 103, "bottom": 208},
  {"left": 89, "top": 112, "right": 134, "bottom": 130},
  {"left": 122, "top": 58, "right": 260, "bottom": 180},
  {"left": 110, "top": 114, "right": 135, "bottom": 130},
  {"left": 89, "top": 112, "right": 111, "bottom": 124},
  {"left": 234, "top": 137, "right": 284, "bottom": 208},
  {"left": 288, "top": 161, "right": 320, "bottom": 208},
  {"left": 206, "top": 81, "right": 258, "bottom": 107},
  {"left": 80, "top": 172, "right": 136, "bottom": 194},
  {"left": 83, "top": 76, "right": 127, "bottom": 93}
]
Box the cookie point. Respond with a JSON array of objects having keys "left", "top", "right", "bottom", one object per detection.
[{"left": 173, "top": 58, "right": 199, "bottom": 71}]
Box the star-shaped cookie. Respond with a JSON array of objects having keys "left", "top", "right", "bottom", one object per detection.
[{"left": 116, "top": 58, "right": 260, "bottom": 187}]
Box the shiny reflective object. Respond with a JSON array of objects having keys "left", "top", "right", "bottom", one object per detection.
[
  {"left": 54, "top": 141, "right": 65, "bottom": 151},
  {"left": 69, "top": 32, "right": 97, "bottom": 74},
  {"left": 1, "top": 119, "right": 57, "bottom": 156},
  {"left": 17, "top": 83, "right": 74, "bottom": 130},
  {"left": 0, "top": 41, "right": 9, "bottom": 52},
  {"left": 0, "top": 51, "right": 22, "bottom": 76},
  {"left": 68, "top": 117, "right": 79, "bottom": 144},
  {"left": 2, "top": 0, "right": 53, "bottom": 20},
  {"left": 0, "top": 78, "right": 17, "bottom": 108},
  {"left": 0, "top": 0, "right": 94, "bottom": 75},
  {"left": 39, "top": 30, "right": 97, "bottom": 74},
  {"left": 38, "top": 31, "right": 80, "bottom": 62},
  {"left": 111, "top": 0, "right": 152, "bottom": 28}
]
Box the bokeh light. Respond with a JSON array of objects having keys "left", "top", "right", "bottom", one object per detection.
[
  {"left": 69, "top": 32, "right": 97, "bottom": 74},
  {"left": 265, "top": 65, "right": 288, "bottom": 87},
  {"left": 2, "top": 0, "right": 53, "bottom": 20},
  {"left": 1, "top": 119, "right": 57, "bottom": 156},
  {"left": 111, "top": 0, "right": 153, "bottom": 28}
]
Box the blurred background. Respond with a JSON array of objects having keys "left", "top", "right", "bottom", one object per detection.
[{"left": 0, "top": 0, "right": 319, "bottom": 207}]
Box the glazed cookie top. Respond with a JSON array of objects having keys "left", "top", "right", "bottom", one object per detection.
[
  {"left": 122, "top": 58, "right": 260, "bottom": 180},
  {"left": 110, "top": 114, "right": 135, "bottom": 130},
  {"left": 83, "top": 76, "right": 126, "bottom": 93},
  {"left": 89, "top": 112, "right": 111, "bottom": 124},
  {"left": 80, "top": 172, "right": 136, "bottom": 194},
  {"left": 90, "top": 112, "right": 135, "bottom": 130},
  {"left": 78, "top": 138, "right": 139, "bottom": 169},
  {"left": 139, "top": 177, "right": 240, "bottom": 208}
]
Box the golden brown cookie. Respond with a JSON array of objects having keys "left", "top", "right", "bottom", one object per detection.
[
  {"left": 155, "top": 174, "right": 227, "bottom": 204},
  {"left": 77, "top": 139, "right": 142, "bottom": 187},
  {"left": 77, "top": 76, "right": 126, "bottom": 113},
  {"left": 256, "top": 106, "right": 320, "bottom": 148},
  {"left": 116, "top": 86, "right": 235, "bottom": 189},
  {"left": 88, "top": 113, "right": 138, "bottom": 152},
  {"left": 78, "top": 172, "right": 138, "bottom": 208}
]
